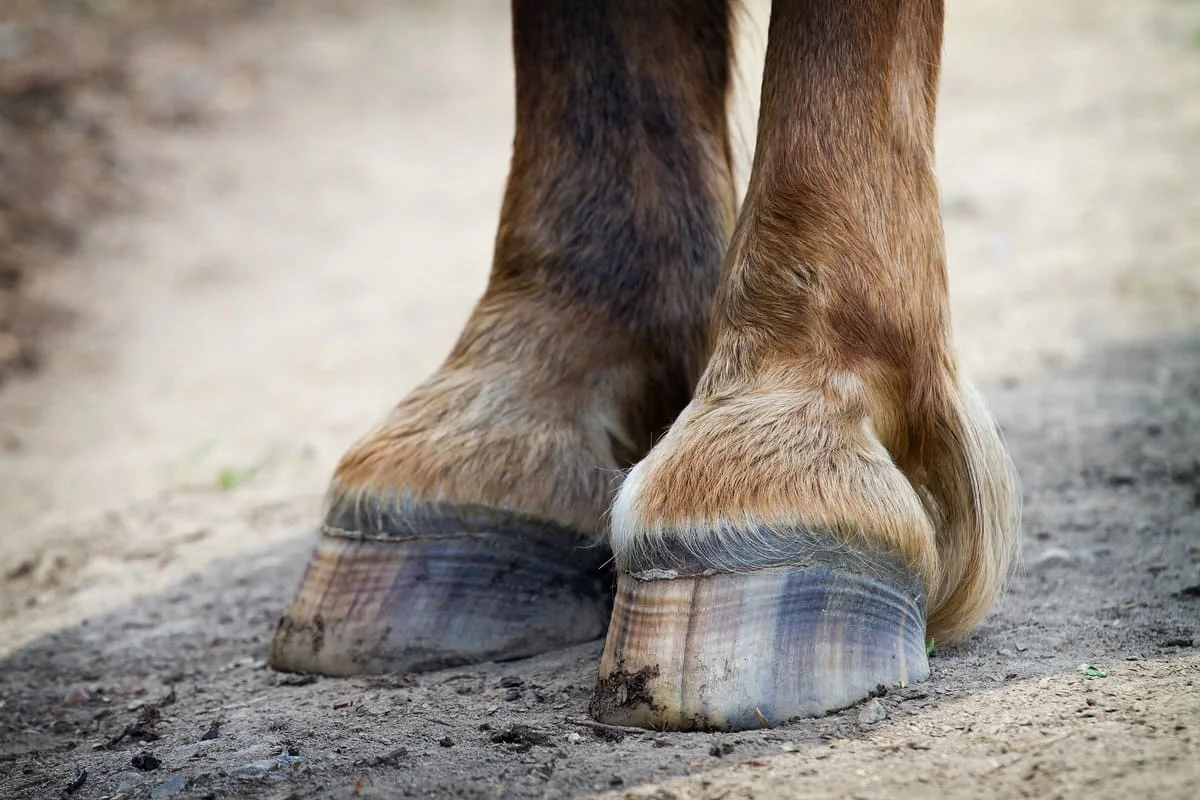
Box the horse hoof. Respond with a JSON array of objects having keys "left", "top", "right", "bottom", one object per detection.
[
  {"left": 590, "top": 537, "right": 928, "bottom": 731},
  {"left": 270, "top": 500, "right": 612, "bottom": 675}
]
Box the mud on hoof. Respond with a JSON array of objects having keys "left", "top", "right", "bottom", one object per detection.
[
  {"left": 589, "top": 528, "right": 929, "bottom": 731},
  {"left": 270, "top": 499, "right": 612, "bottom": 676}
]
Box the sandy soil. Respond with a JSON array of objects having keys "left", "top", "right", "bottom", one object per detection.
[{"left": 1, "top": 0, "right": 1199, "bottom": 798}]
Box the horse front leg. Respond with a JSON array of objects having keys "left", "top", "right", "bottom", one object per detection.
[{"left": 592, "top": 0, "right": 1021, "bottom": 731}]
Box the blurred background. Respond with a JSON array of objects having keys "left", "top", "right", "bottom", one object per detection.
[{"left": 0, "top": 0, "right": 1197, "bottom": 653}]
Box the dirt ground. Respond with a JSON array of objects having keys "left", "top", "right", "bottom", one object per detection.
[
  {"left": 1, "top": 0, "right": 1199, "bottom": 798},
  {"left": 0, "top": 0, "right": 301, "bottom": 387}
]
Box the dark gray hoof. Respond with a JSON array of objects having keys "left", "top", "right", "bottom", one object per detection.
[{"left": 269, "top": 500, "right": 611, "bottom": 675}]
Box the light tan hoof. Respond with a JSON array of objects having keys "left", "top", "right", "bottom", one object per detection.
[
  {"left": 270, "top": 501, "right": 611, "bottom": 675},
  {"left": 590, "top": 547, "right": 928, "bottom": 731}
]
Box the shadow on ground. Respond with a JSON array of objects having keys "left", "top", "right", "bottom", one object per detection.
[{"left": 1, "top": 337, "right": 1198, "bottom": 799}]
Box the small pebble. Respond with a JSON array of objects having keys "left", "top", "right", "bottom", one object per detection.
[
  {"left": 231, "top": 758, "right": 279, "bottom": 778},
  {"left": 857, "top": 698, "right": 887, "bottom": 726},
  {"left": 63, "top": 767, "right": 87, "bottom": 795},
  {"left": 132, "top": 752, "right": 162, "bottom": 771},
  {"left": 1031, "top": 547, "right": 1074, "bottom": 571}
]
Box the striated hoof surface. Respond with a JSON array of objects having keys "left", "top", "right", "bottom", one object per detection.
[
  {"left": 590, "top": 529, "right": 929, "bottom": 731},
  {"left": 270, "top": 500, "right": 612, "bottom": 676}
]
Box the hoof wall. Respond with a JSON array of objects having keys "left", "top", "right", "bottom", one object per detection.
[
  {"left": 270, "top": 503, "right": 611, "bottom": 675},
  {"left": 590, "top": 562, "right": 928, "bottom": 731}
]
